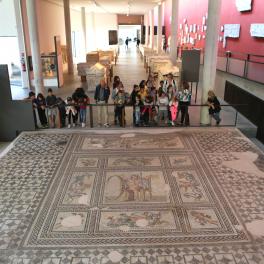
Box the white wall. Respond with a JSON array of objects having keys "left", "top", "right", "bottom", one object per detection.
[
  {"left": 35, "top": 1, "right": 118, "bottom": 59},
  {"left": 0, "top": 0, "right": 17, "bottom": 36},
  {"left": 37, "top": 0, "right": 66, "bottom": 53},
  {"left": 93, "top": 13, "right": 118, "bottom": 51}
]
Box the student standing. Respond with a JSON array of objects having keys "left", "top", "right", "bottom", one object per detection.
[
  {"left": 207, "top": 90, "right": 222, "bottom": 125},
  {"left": 56, "top": 97, "right": 67, "bottom": 128},
  {"left": 158, "top": 92, "right": 169, "bottom": 125},
  {"left": 125, "top": 37, "right": 129, "bottom": 50},
  {"left": 114, "top": 84, "right": 126, "bottom": 127},
  {"left": 78, "top": 90, "right": 89, "bottom": 128},
  {"left": 112, "top": 80, "right": 121, "bottom": 125},
  {"left": 134, "top": 95, "right": 143, "bottom": 126},
  {"left": 36, "top": 93, "right": 48, "bottom": 128},
  {"left": 26, "top": 91, "right": 38, "bottom": 129},
  {"left": 66, "top": 97, "right": 77, "bottom": 128},
  {"left": 169, "top": 96, "right": 179, "bottom": 126},
  {"left": 46, "top": 88, "right": 57, "bottom": 128},
  {"left": 163, "top": 73, "right": 177, "bottom": 94},
  {"left": 178, "top": 82, "right": 192, "bottom": 126}
]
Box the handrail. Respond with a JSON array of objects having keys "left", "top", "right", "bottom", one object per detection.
[
  {"left": 178, "top": 47, "right": 264, "bottom": 84},
  {"left": 44, "top": 103, "right": 248, "bottom": 108},
  {"left": 40, "top": 102, "right": 248, "bottom": 129}
]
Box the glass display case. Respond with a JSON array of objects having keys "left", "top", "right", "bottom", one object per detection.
[{"left": 41, "top": 54, "right": 58, "bottom": 87}]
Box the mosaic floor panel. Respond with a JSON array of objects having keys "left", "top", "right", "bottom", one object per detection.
[{"left": 0, "top": 128, "right": 264, "bottom": 263}]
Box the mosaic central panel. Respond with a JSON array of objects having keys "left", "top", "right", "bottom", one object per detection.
[{"left": 22, "top": 133, "right": 249, "bottom": 248}]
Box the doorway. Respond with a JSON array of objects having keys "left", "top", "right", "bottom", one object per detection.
[{"left": 118, "top": 25, "right": 141, "bottom": 50}]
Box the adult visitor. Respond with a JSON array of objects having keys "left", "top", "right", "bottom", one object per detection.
[
  {"left": 136, "top": 38, "right": 140, "bottom": 47},
  {"left": 163, "top": 73, "right": 177, "bottom": 94},
  {"left": 94, "top": 79, "right": 110, "bottom": 127},
  {"left": 125, "top": 37, "right": 129, "bottom": 50}
]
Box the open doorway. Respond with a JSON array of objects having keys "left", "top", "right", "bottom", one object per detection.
[{"left": 118, "top": 25, "right": 141, "bottom": 50}]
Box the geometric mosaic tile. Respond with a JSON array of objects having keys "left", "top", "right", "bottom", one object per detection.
[{"left": 0, "top": 129, "right": 264, "bottom": 263}]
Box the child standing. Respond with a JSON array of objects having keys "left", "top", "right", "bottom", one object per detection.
[
  {"left": 26, "top": 91, "right": 38, "bottom": 129},
  {"left": 169, "top": 96, "right": 179, "bottom": 126},
  {"left": 158, "top": 80, "right": 164, "bottom": 97},
  {"left": 207, "top": 90, "right": 222, "bottom": 125},
  {"left": 56, "top": 97, "right": 67, "bottom": 128},
  {"left": 141, "top": 95, "right": 153, "bottom": 126},
  {"left": 46, "top": 88, "right": 57, "bottom": 128},
  {"left": 114, "top": 85, "right": 126, "bottom": 127},
  {"left": 78, "top": 92, "right": 89, "bottom": 128},
  {"left": 66, "top": 97, "right": 77, "bottom": 128},
  {"left": 178, "top": 82, "right": 192, "bottom": 126},
  {"left": 134, "top": 95, "right": 143, "bottom": 126},
  {"left": 158, "top": 92, "right": 169, "bottom": 125},
  {"left": 36, "top": 93, "right": 48, "bottom": 128}
]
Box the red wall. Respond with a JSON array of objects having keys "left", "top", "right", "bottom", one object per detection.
[{"left": 162, "top": 0, "right": 264, "bottom": 56}]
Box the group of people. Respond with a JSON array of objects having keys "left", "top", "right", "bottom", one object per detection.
[
  {"left": 27, "top": 87, "right": 89, "bottom": 129},
  {"left": 95, "top": 73, "right": 221, "bottom": 127},
  {"left": 109, "top": 73, "right": 192, "bottom": 127},
  {"left": 27, "top": 73, "right": 222, "bottom": 129}
]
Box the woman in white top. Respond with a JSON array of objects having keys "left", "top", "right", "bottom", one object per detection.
[{"left": 162, "top": 73, "right": 177, "bottom": 94}]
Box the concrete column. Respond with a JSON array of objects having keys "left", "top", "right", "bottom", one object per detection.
[
  {"left": 26, "top": 0, "right": 44, "bottom": 94},
  {"left": 63, "top": 0, "right": 74, "bottom": 74},
  {"left": 81, "top": 7, "right": 87, "bottom": 53},
  {"left": 91, "top": 12, "right": 96, "bottom": 50},
  {"left": 157, "top": 4, "right": 163, "bottom": 54},
  {"left": 145, "top": 13, "right": 149, "bottom": 46},
  {"left": 170, "top": 0, "right": 179, "bottom": 65},
  {"left": 200, "top": 0, "right": 222, "bottom": 125},
  {"left": 150, "top": 9, "right": 155, "bottom": 49},
  {"left": 14, "top": 0, "right": 30, "bottom": 89}
]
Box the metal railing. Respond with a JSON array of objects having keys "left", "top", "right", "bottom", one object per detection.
[
  {"left": 178, "top": 47, "right": 264, "bottom": 85},
  {"left": 38, "top": 103, "right": 248, "bottom": 129}
]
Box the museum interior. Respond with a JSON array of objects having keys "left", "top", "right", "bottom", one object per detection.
[{"left": 1, "top": 0, "right": 264, "bottom": 263}]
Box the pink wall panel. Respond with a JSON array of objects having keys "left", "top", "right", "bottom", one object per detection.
[
  {"left": 219, "top": 0, "right": 264, "bottom": 55},
  {"left": 247, "top": 62, "right": 264, "bottom": 83},
  {"left": 156, "top": 0, "right": 264, "bottom": 56}
]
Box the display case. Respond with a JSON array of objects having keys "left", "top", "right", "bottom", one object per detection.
[{"left": 41, "top": 54, "right": 58, "bottom": 87}]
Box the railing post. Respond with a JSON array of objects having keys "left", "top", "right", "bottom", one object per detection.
[
  {"left": 89, "top": 105, "right": 93, "bottom": 128},
  {"left": 234, "top": 110, "right": 238, "bottom": 127},
  {"left": 226, "top": 51, "right": 231, "bottom": 73},
  {"left": 122, "top": 106, "right": 125, "bottom": 127},
  {"left": 195, "top": 82, "right": 199, "bottom": 103},
  {"left": 244, "top": 54, "right": 250, "bottom": 78}
]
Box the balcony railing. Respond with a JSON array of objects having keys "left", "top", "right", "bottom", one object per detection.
[
  {"left": 179, "top": 47, "right": 264, "bottom": 85},
  {"left": 37, "top": 103, "right": 248, "bottom": 129}
]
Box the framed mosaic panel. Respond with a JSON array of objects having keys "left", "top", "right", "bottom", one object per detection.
[{"left": 22, "top": 134, "right": 250, "bottom": 248}]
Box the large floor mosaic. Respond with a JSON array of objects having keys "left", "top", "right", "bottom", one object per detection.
[{"left": 0, "top": 128, "right": 264, "bottom": 263}]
